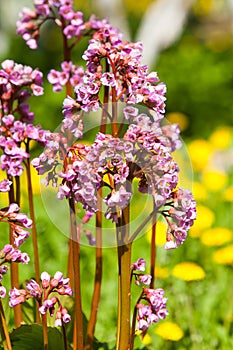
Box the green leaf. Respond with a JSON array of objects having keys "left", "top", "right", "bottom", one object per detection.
[{"left": 10, "top": 324, "right": 69, "bottom": 350}]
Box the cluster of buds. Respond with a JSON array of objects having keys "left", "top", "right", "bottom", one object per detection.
[
  {"left": 16, "top": 0, "right": 107, "bottom": 49},
  {"left": 0, "top": 59, "right": 50, "bottom": 179},
  {"left": 0, "top": 203, "right": 32, "bottom": 247},
  {"left": 131, "top": 258, "right": 152, "bottom": 286},
  {"left": 9, "top": 271, "right": 72, "bottom": 326},
  {"left": 136, "top": 288, "right": 168, "bottom": 331},
  {"left": 0, "top": 203, "right": 32, "bottom": 299},
  {"left": 0, "top": 59, "right": 43, "bottom": 117},
  {"left": 131, "top": 258, "right": 168, "bottom": 331}
]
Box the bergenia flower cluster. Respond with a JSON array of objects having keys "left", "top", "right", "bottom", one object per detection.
[
  {"left": 78, "top": 34, "right": 166, "bottom": 116},
  {"left": 0, "top": 59, "right": 43, "bottom": 115},
  {"left": 32, "top": 105, "right": 195, "bottom": 248},
  {"left": 131, "top": 258, "right": 152, "bottom": 286},
  {"left": 48, "top": 61, "right": 84, "bottom": 92},
  {"left": 163, "top": 188, "right": 196, "bottom": 249},
  {"left": 0, "top": 59, "right": 50, "bottom": 178},
  {"left": 0, "top": 203, "right": 31, "bottom": 299},
  {"left": 9, "top": 271, "right": 73, "bottom": 326},
  {"left": 59, "top": 27, "right": 166, "bottom": 119},
  {"left": 0, "top": 203, "right": 32, "bottom": 247},
  {"left": 136, "top": 288, "right": 168, "bottom": 331},
  {"left": 131, "top": 258, "right": 168, "bottom": 331},
  {"left": 16, "top": 0, "right": 107, "bottom": 49}
]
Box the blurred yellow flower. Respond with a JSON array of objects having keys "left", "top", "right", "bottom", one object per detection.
[
  {"left": 223, "top": 186, "right": 233, "bottom": 202},
  {"left": 155, "top": 266, "right": 170, "bottom": 279},
  {"left": 209, "top": 126, "right": 232, "bottom": 150},
  {"left": 202, "top": 170, "right": 227, "bottom": 192},
  {"left": 146, "top": 220, "right": 166, "bottom": 246},
  {"left": 193, "top": 0, "right": 214, "bottom": 16},
  {"left": 189, "top": 205, "right": 215, "bottom": 238},
  {"left": 166, "top": 112, "right": 189, "bottom": 131},
  {"left": 188, "top": 139, "right": 213, "bottom": 172},
  {"left": 201, "top": 227, "right": 233, "bottom": 246},
  {"left": 142, "top": 333, "right": 152, "bottom": 345},
  {"left": 19, "top": 165, "right": 42, "bottom": 198},
  {"left": 0, "top": 171, "right": 9, "bottom": 207},
  {"left": 125, "top": 0, "right": 153, "bottom": 13},
  {"left": 206, "top": 32, "right": 233, "bottom": 52},
  {"left": 172, "top": 262, "right": 206, "bottom": 281},
  {"left": 154, "top": 321, "right": 184, "bottom": 341},
  {"left": 192, "top": 181, "right": 207, "bottom": 201},
  {"left": 213, "top": 244, "right": 233, "bottom": 265},
  {"left": 0, "top": 165, "right": 42, "bottom": 206}
]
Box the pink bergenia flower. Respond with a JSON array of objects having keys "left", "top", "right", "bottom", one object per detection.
[{"left": 9, "top": 271, "right": 73, "bottom": 326}]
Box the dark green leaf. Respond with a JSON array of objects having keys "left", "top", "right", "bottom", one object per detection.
[{"left": 10, "top": 324, "right": 69, "bottom": 350}]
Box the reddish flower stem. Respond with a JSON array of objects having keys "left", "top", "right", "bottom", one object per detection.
[
  {"left": 67, "top": 240, "right": 73, "bottom": 283},
  {"left": 150, "top": 208, "right": 157, "bottom": 289},
  {"left": 61, "top": 23, "right": 84, "bottom": 349},
  {"left": 116, "top": 204, "right": 131, "bottom": 350},
  {"left": 111, "top": 87, "right": 118, "bottom": 137},
  {"left": 41, "top": 313, "right": 48, "bottom": 350},
  {"left": 84, "top": 81, "right": 108, "bottom": 349},
  {"left": 69, "top": 198, "right": 83, "bottom": 350},
  {"left": 84, "top": 197, "right": 102, "bottom": 350},
  {"left": 25, "top": 141, "right": 41, "bottom": 323},
  {"left": 8, "top": 180, "right": 22, "bottom": 327}
]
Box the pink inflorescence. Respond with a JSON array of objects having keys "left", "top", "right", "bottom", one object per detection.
[
  {"left": 131, "top": 258, "right": 152, "bottom": 286},
  {"left": 48, "top": 61, "right": 84, "bottom": 92},
  {"left": 0, "top": 59, "right": 50, "bottom": 177},
  {"left": 79, "top": 34, "right": 166, "bottom": 116},
  {"left": 32, "top": 105, "right": 196, "bottom": 248},
  {"left": 58, "top": 27, "right": 166, "bottom": 118},
  {"left": 131, "top": 258, "right": 168, "bottom": 330},
  {"left": 0, "top": 203, "right": 32, "bottom": 298},
  {"left": 136, "top": 288, "right": 168, "bottom": 331},
  {"left": 16, "top": 0, "right": 99, "bottom": 49},
  {"left": 0, "top": 59, "right": 43, "bottom": 106},
  {"left": 0, "top": 203, "right": 32, "bottom": 247},
  {"left": 9, "top": 271, "right": 72, "bottom": 326}
]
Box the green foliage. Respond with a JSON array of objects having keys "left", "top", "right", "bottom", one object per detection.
[
  {"left": 9, "top": 324, "right": 71, "bottom": 350},
  {"left": 156, "top": 33, "right": 233, "bottom": 138}
]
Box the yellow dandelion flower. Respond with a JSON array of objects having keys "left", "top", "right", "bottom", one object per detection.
[
  {"left": 201, "top": 227, "right": 233, "bottom": 247},
  {"left": 155, "top": 266, "right": 170, "bottom": 279},
  {"left": 189, "top": 205, "right": 215, "bottom": 238},
  {"left": 192, "top": 181, "right": 207, "bottom": 201},
  {"left": 142, "top": 333, "right": 152, "bottom": 345},
  {"left": 154, "top": 321, "right": 184, "bottom": 341},
  {"left": 223, "top": 186, "right": 233, "bottom": 202},
  {"left": 172, "top": 262, "right": 206, "bottom": 281},
  {"left": 135, "top": 330, "right": 141, "bottom": 336},
  {"left": 202, "top": 170, "right": 227, "bottom": 192},
  {"left": 166, "top": 112, "right": 189, "bottom": 131},
  {"left": 209, "top": 126, "right": 232, "bottom": 150},
  {"left": 146, "top": 220, "right": 166, "bottom": 246},
  {"left": 213, "top": 244, "right": 233, "bottom": 265},
  {"left": 188, "top": 139, "right": 213, "bottom": 172}
]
